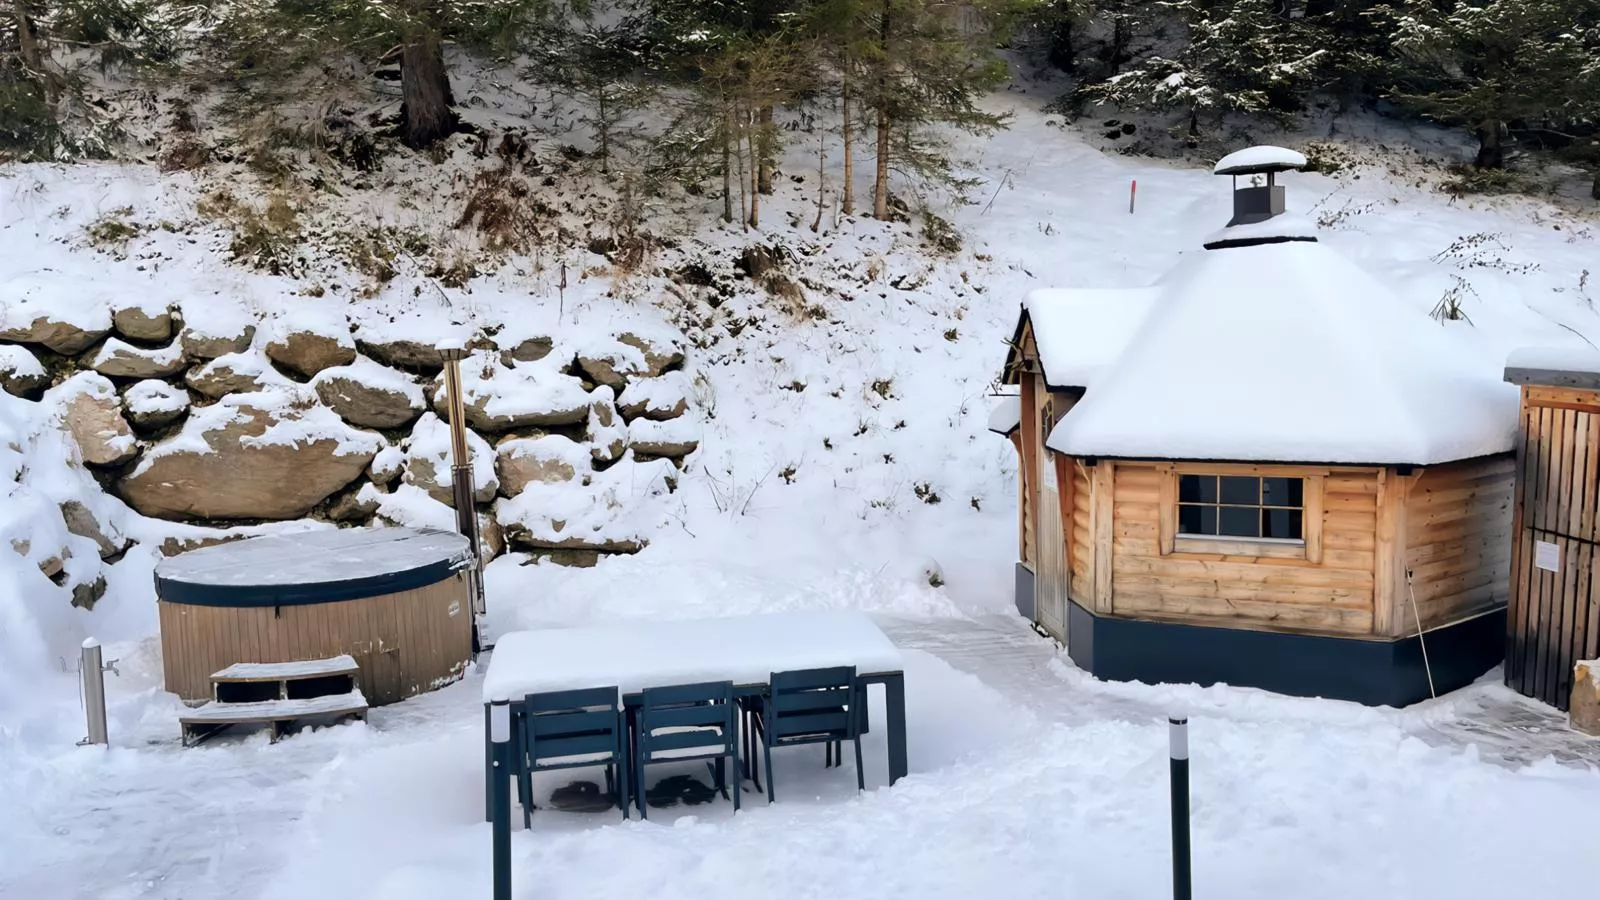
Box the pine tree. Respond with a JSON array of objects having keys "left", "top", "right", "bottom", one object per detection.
[
  {"left": 524, "top": 16, "right": 656, "bottom": 174},
  {"left": 1080, "top": 0, "right": 1324, "bottom": 141},
  {"left": 855, "top": 0, "right": 1012, "bottom": 218},
  {"left": 1384, "top": 0, "right": 1600, "bottom": 169}
]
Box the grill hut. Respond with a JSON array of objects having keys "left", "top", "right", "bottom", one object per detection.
[{"left": 991, "top": 146, "right": 1522, "bottom": 707}]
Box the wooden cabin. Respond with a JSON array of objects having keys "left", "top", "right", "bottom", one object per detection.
[
  {"left": 990, "top": 147, "right": 1522, "bottom": 707},
  {"left": 1501, "top": 350, "right": 1600, "bottom": 713}
]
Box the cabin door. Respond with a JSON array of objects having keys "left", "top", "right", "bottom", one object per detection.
[
  {"left": 1508, "top": 399, "right": 1600, "bottom": 710},
  {"left": 1034, "top": 394, "right": 1069, "bottom": 642}
]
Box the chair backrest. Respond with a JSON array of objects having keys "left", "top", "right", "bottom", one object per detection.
[
  {"left": 522, "top": 686, "right": 622, "bottom": 765},
  {"left": 769, "top": 666, "right": 857, "bottom": 741},
  {"left": 638, "top": 681, "right": 736, "bottom": 759}
]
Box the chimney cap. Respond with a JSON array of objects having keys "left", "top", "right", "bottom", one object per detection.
[{"left": 1213, "top": 146, "right": 1307, "bottom": 177}]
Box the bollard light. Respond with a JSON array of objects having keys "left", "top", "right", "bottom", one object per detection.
[
  {"left": 489, "top": 698, "right": 513, "bottom": 900},
  {"left": 1169, "top": 715, "right": 1191, "bottom": 900},
  {"left": 78, "top": 638, "right": 111, "bottom": 747}
]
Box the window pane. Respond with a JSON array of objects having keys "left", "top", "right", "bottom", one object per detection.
[
  {"left": 1261, "top": 477, "right": 1303, "bottom": 508},
  {"left": 1262, "top": 509, "right": 1304, "bottom": 540},
  {"left": 1178, "top": 505, "right": 1216, "bottom": 535},
  {"left": 1218, "top": 506, "right": 1261, "bottom": 537},
  {"left": 1219, "top": 476, "right": 1259, "bottom": 505},
  {"left": 1179, "top": 475, "right": 1216, "bottom": 503}
]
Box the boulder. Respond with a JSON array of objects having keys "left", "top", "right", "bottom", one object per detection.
[
  {"left": 0, "top": 345, "right": 48, "bottom": 397},
  {"left": 112, "top": 304, "right": 174, "bottom": 342},
  {"left": 403, "top": 412, "right": 498, "bottom": 505},
  {"left": 186, "top": 351, "right": 280, "bottom": 399},
  {"left": 1574, "top": 660, "right": 1600, "bottom": 737},
  {"left": 370, "top": 444, "right": 406, "bottom": 486},
  {"left": 479, "top": 510, "right": 505, "bottom": 562},
  {"left": 587, "top": 387, "right": 627, "bottom": 463},
  {"left": 118, "top": 390, "right": 383, "bottom": 520},
  {"left": 10, "top": 538, "right": 66, "bottom": 579},
  {"left": 628, "top": 417, "right": 699, "bottom": 460},
  {"left": 576, "top": 341, "right": 647, "bottom": 391},
  {"left": 500, "top": 335, "right": 554, "bottom": 365},
  {"left": 180, "top": 323, "right": 255, "bottom": 360},
  {"left": 123, "top": 379, "right": 190, "bottom": 431},
  {"left": 327, "top": 483, "right": 382, "bottom": 523},
  {"left": 60, "top": 500, "right": 128, "bottom": 560},
  {"left": 617, "top": 372, "right": 691, "bottom": 421},
  {"left": 313, "top": 359, "right": 424, "bottom": 429},
  {"left": 355, "top": 337, "right": 448, "bottom": 373},
  {"left": 0, "top": 315, "right": 111, "bottom": 355},
  {"left": 89, "top": 338, "right": 187, "bottom": 379},
  {"left": 71, "top": 574, "right": 109, "bottom": 610},
  {"left": 56, "top": 374, "right": 138, "bottom": 467},
  {"left": 495, "top": 455, "right": 676, "bottom": 555},
  {"left": 496, "top": 435, "right": 588, "bottom": 497},
  {"left": 266, "top": 327, "right": 357, "bottom": 378},
  {"left": 618, "top": 331, "right": 685, "bottom": 377},
  {"left": 158, "top": 533, "right": 247, "bottom": 557},
  {"left": 432, "top": 353, "right": 590, "bottom": 432}
]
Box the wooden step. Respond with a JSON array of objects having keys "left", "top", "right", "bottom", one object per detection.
[
  {"left": 180, "top": 690, "right": 369, "bottom": 747},
  {"left": 211, "top": 655, "right": 359, "bottom": 683}
]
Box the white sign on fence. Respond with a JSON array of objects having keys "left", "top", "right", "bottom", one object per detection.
[{"left": 1535, "top": 540, "right": 1561, "bottom": 573}]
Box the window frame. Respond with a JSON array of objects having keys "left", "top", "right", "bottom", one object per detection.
[{"left": 1158, "top": 464, "right": 1324, "bottom": 563}]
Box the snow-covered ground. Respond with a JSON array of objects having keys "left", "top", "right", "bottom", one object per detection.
[{"left": 5, "top": 74, "right": 1600, "bottom": 899}]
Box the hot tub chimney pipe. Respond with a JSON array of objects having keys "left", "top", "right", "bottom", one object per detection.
[{"left": 438, "top": 341, "right": 487, "bottom": 653}]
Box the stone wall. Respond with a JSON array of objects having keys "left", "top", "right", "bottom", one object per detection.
[{"left": 1, "top": 298, "right": 698, "bottom": 568}]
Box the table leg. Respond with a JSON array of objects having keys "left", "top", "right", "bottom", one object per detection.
[
  {"left": 484, "top": 703, "right": 493, "bottom": 823},
  {"left": 884, "top": 673, "right": 907, "bottom": 786}
]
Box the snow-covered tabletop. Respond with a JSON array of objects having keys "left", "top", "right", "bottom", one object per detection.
[{"left": 482, "top": 610, "right": 904, "bottom": 702}]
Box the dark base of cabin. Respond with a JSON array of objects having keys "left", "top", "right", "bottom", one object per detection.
[
  {"left": 1014, "top": 563, "right": 1036, "bottom": 621},
  {"left": 1059, "top": 599, "right": 1506, "bottom": 708}
]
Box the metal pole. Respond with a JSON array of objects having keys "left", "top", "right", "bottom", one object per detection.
[
  {"left": 1129, "top": 179, "right": 1138, "bottom": 214},
  {"left": 489, "top": 698, "right": 513, "bottom": 900},
  {"left": 437, "top": 341, "right": 488, "bottom": 653},
  {"left": 1169, "top": 716, "right": 1191, "bottom": 900},
  {"left": 79, "top": 639, "right": 108, "bottom": 747}
]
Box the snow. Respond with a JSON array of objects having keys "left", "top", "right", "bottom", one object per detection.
[
  {"left": 1214, "top": 145, "right": 1308, "bottom": 174},
  {"left": 0, "top": 273, "right": 114, "bottom": 335},
  {"left": 179, "top": 690, "right": 368, "bottom": 721},
  {"left": 1022, "top": 287, "right": 1159, "bottom": 388},
  {"left": 81, "top": 636, "right": 100, "bottom": 649},
  {"left": 0, "top": 343, "right": 46, "bottom": 380},
  {"left": 188, "top": 348, "right": 296, "bottom": 391},
  {"left": 628, "top": 415, "right": 699, "bottom": 450},
  {"left": 125, "top": 378, "right": 189, "bottom": 415},
  {"left": 987, "top": 394, "right": 1021, "bottom": 435},
  {"left": 1505, "top": 345, "right": 1600, "bottom": 374},
  {"left": 497, "top": 433, "right": 593, "bottom": 477},
  {"left": 447, "top": 351, "right": 593, "bottom": 425},
  {"left": 155, "top": 527, "right": 471, "bottom": 589},
  {"left": 213, "top": 656, "right": 358, "bottom": 680},
  {"left": 1203, "top": 212, "right": 1321, "bottom": 247},
  {"left": 1050, "top": 240, "right": 1522, "bottom": 465},
  {"left": 483, "top": 610, "right": 904, "bottom": 701},
  {"left": 616, "top": 371, "right": 690, "bottom": 418},
  {"left": 495, "top": 452, "right": 677, "bottom": 552}
]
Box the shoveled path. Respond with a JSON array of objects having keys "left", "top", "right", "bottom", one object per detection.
[{"left": 881, "top": 613, "right": 1600, "bottom": 770}]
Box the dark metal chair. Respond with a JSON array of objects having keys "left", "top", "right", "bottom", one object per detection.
[
  {"left": 746, "top": 666, "right": 864, "bottom": 803},
  {"left": 518, "top": 687, "right": 629, "bottom": 824},
  {"left": 633, "top": 681, "right": 742, "bottom": 818}
]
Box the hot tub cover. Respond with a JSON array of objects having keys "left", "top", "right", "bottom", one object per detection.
[{"left": 156, "top": 527, "right": 474, "bottom": 607}]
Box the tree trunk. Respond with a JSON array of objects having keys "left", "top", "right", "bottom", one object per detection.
[
  {"left": 748, "top": 113, "right": 762, "bottom": 229},
  {"left": 1474, "top": 120, "right": 1505, "bottom": 169},
  {"left": 399, "top": 33, "right": 457, "bottom": 150},
  {"left": 812, "top": 130, "right": 826, "bottom": 232},
  {"left": 841, "top": 74, "right": 855, "bottom": 216},
  {"left": 757, "top": 106, "right": 774, "bottom": 194},
  {"left": 14, "top": 2, "right": 51, "bottom": 102},
  {"left": 1591, "top": 169, "right": 1599, "bottom": 202},
  {"left": 597, "top": 90, "right": 611, "bottom": 175},
  {"left": 873, "top": 107, "right": 890, "bottom": 219},
  {"left": 721, "top": 90, "right": 734, "bottom": 223}
]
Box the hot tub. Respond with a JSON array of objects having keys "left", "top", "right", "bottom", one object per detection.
[{"left": 155, "top": 527, "right": 475, "bottom": 706}]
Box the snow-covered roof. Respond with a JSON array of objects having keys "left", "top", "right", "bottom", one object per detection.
[
  {"left": 1505, "top": 346, "right": 1600, "bottom": 375},
  {"left": 1214, "top": 146, "right": 1307, "bottom": 175},
  {"left": 1203, "top": 213, "right": 1319, "bottom": 250},
  {"left": 987, "top": 394, "right": 1021, "bottom": 435},
  {"left": 1046, "top": 239, "right": 1520, "bottom": 465},
  {"left": 1020, "top": 288, "right": 1158, "bottom": 388}
]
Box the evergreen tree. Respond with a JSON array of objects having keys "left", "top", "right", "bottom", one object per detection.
[
  {"left": 524, "top": 14, "right": 656, "bottom": 174},
  {"left": 1079, "top": 0, "right": 1323, "bottom": 141},
  {"left": 1384, "top": 0, "right": 1600, "bottom": 169}
]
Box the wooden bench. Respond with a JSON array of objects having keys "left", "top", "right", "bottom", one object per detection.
[{"left": 180, "top": 655, "right": 368, "bottom": 746}]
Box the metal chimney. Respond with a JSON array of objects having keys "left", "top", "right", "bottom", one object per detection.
[{"left": 1203, "top": 146, "right": 1317, "bottom": 251}]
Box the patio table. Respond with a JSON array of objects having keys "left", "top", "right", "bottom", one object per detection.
[{"left": 481, "top": 610, "right": 909, "bottom": 819}]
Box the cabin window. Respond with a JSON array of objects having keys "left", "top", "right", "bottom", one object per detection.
[{"left": 1177, "top": 475, "right": 1304, "bottom": 540}]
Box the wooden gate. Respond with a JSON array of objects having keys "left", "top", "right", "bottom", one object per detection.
[{"left": 1507, "top": 390, "right": 1600, "bottom": 710}]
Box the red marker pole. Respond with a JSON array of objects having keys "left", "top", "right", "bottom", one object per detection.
[{"left": 1130, "top": 179, "right": 1138, "bottom": 214}]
